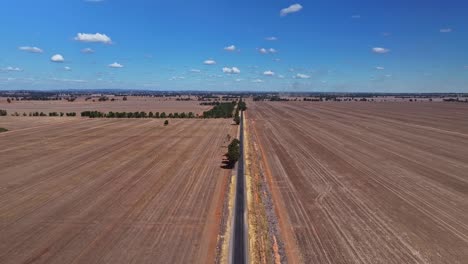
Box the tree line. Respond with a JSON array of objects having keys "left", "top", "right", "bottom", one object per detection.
[
  {"left": 233, "top": 98, "right": 247, "bottom": 125},
  {"left": 81, "top": 111, "right": 196, "bottom": 119},
  {"left": 202, "top": 102, "right": 236, "bottom": 118},
  {"left": 0, "top": 109, "right": 7, "bottom": 116}
]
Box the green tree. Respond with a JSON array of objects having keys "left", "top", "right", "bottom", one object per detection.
[
  {"left": 164, "top": 120, "right": 169, "bottom": 126},
  {"left": 233, "top": 115, "right": 240, "bottom": 125},
  {"left": 226, "top": 139, "right": 241, "bottom": 168}
]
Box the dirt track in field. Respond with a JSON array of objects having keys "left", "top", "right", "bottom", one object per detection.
[
  {"left": 247, "top": 102, "right": 468, "bottom": 264},
  {"left": 0, "top": 117, "right": 235, "bottom": 264}
]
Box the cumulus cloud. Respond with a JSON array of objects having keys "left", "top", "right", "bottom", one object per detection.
[
  {"left": 222, "top": 67, "right": 240, "bottom": 74},
  {"left": 224, "top": 45, "right": 236, "bottom": 52},
  {"left": 81, "top": 48, "right": 95, "bottom": 54},
  {"left": 440, "top": 28, "right": 453, "bottom": 33},
  {"left": 372, "top": 47, "right": 390, "bottom": 54},
  {"left": 64, "top": 66, "right": 72, "bottom": 71},
  {"left": 18, "top": 46, "right": 43, "bottom": 53},
  {"left": 108, "top": 62, "right": 123, "bottom": 68},
  {"left": 204, "top": 59, "right": 216, "bottom": 65},
  {"left": 252, "top": 79, "right": 264, "bottom": 83},
  {"left": 376, "top": 66, "right": 385, "bottom": 70},
  {"left": 263, "top": 70, "right": 275, "bottom": 76},
  {"left": 50, "top": 54, "right": 65, "bottom": 63},
  {"left": 2, "top": 66, "right": 23, "bottom": 72},
  {"left": 280, "top": 4, "right": 303, "bottom": 16},
  {"left": 296, "top": 73, "right": 310, "bottom": 79},
  {"left": 190, "top": 69, "right": 201, "bottom": 73},
  {"left": 265, "top": 36, "right": 278, "bottom": 41},
  {"left": 74, "top": 33, "right": 112, "bottom": 44},
  {"left": 259, "top": 48, "right": 277, "bottom": 54}
]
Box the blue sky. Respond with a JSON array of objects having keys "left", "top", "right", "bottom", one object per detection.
[{"left": 0, "top": 0, "right": 467, "bottom": 92}]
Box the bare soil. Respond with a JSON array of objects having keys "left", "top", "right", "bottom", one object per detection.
[
  {"left": 0, "top": 96, "right": 211, "bottom": 115},
  {"left": 0, "top": 117, "right": 235, "bottom": 264},
  {"left": 247, "top": 102, "right": 468, "bottom": 264}
]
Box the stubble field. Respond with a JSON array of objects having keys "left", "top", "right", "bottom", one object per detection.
[
  {"left": 247, "top": 102, "right": 468, "bottom": 264},
  {"left": 0, "top": 117, "right": 235, "bottom": 264},
  {"left": 0, "top": 96, "right": 211, "bottom": 115}
]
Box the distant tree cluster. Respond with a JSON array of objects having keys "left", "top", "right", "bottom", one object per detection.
[
  {"left": 0, "top": 109, "right": 7, "bottom": 116},
  {"left": 200, "top": 101, "right": 221, "bottom": 106},
  {"left": 46, "top": 112, "right": 76, "bottom": 117},
  {"left": 0, "top": 127, "right": 8, "bottom": 133},
  {"left": 202, "top": 102, "right": 236, "bottom": 118},
  {"left": 225, "top": 139, "right": 241, "bottom": 168},
  {"left": 81, "top": 111, "right": 196, "bottom": 119}
]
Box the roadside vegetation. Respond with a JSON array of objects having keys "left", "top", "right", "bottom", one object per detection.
[
  {"left": 0, "top": 109, "right": 7, "bottom": 116},
  {"left": 0, "top": 127, "right": 8, "bottom": 133},
  {"left": 225, "top": 139, "right": 240, "bottom": 168}
]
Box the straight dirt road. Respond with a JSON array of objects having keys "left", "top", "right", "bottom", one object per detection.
[
  {"left": 0, "top": 117, "right": 235, "bottom": 264},
  {"left": 247, "top": 102, "right": 468, "bottom": 264}
]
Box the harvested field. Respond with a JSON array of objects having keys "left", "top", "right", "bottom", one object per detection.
[
  {"left": 0, "top": 117, "right": 235, "bottom": 264},
  {"left": 247, "top": 102, "right": 468, "bottom": 264},
  {"left": 0, "top": 96, "right": 211, "bottom": 115}
]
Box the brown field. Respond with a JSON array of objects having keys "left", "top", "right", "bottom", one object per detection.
[
  {"left": 247, "top": 102, "right": 468, "bottom": 264},
  {"left": 0, "top": 96, "right": 211, "bottom": 115},
  {"left": 0, "top": 117, "right": 235, "bottom": 264}
]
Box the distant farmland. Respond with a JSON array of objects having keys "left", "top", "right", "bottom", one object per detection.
[
  {"left": 0, "top": 117, "right": 235, "bottom": 264},
  {"left": 247, "top": 102, "right": 468, "bottom": 263}
]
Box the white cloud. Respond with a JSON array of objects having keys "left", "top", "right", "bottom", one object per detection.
[
  {"left": 224, "top": 45, "right": 236, "bottom": 52},
  {"left": 74, "top": 33, "right": 112, "bottom": 44},
  {"left": 259, "top": 48, "right": 277, "bottom": 54},
  {"left": 235, "top": 78, "right": 243, "bottom": 82},
  {"left": 278, "top": 75, "right": 285, "bottom": 79},
  {"left": 372, "top": 47, "right": 390, "bottom": 54},
  {"left": 204, "top": 59, "right": 216, "bottom": 65},
  {"left": 18, "top": 46, "right": 43, "bottom": 53},
  {"left": 440, "top": 28, "right": 453, "bottom": 33},
  {"left": 252, "top": 79, "right": 264, "bottom": 83},
  {"left": 222, "top": 67, "right": 240, "bottom": 74},
  {"left": 280, "top": 4, "right": 303, "bottom": 16},
  {"left": 50, "top": 54, "right": 65, "bottom": 63},
  {"left": 296, "top": 73, "right": 310, "bottom": 79},
  {"left": 263, "top": 70, "right": 275, "bottom": 76},
  {"left": 376, "top": 66, "right": 385, "bottom": 70},
  {"left": 190, "top": 69, "right": 201, "bottom": 73},
  {"left": 108, "top": 62, "right": 123, "bottom": 68},
  {"left": 2, "top": 66, "right": 22, "bottom": 72},
  {"left": 81, "top": 48, "right": 95, "bottom": 54},
  {"left": 265, "top": 36, "right": 278, "bottom": 41},
  {"left": 50, "top": 78, "right": 87, "bottom": 83},
  {"left": 64, "top": 66, "right": 72, "bottom": 71}
]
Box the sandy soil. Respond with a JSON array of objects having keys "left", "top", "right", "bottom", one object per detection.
[
  {"left": 0, "top": 96, "right": 211, "bottom": 115},
  {"left": 0, "top": 117, "right": 235, "bottom": 264},
  {"left": 247, "top": 102, "right": 468, "bottom": 264}
]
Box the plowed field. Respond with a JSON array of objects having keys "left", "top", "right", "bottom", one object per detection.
[
  {"left": 0, "top": 117, "right": 235, "bottom": 264},
  {"left": 247, "top": 102, "right": 468, "bottom": 264}
]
